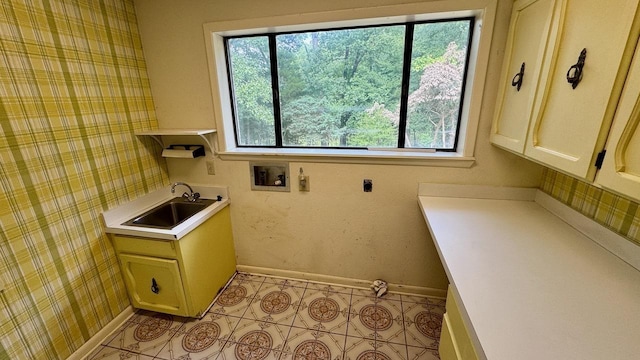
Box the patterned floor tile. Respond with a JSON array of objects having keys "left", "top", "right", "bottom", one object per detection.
[
  {"left": 244, "top": 283, "right": 305, "bottom": 325},
  {"left": 105, "top": 312, "right": 186, "bottom": 357},
  {"left": 282, "top": 326, "right": 346, "bottom": 360},
  {"left": 217, "top": 340, "right": 282, "bottom": 360},
  {"left": 102, "top": 311, "right": 155, "bottom": 341},
  {"left": 375, "top": 341, "right": 409, "bottom": 360},
  {"left": 263, "top": 276, "right": 308, "bottom": 289},
  {"left": 343, "top": 336, "right": 376, "bottom": 360},
  {"left": 348, "top": 296, "right": 405, "bottom": 344},
  {"left": 96, "top": 274, "right": 445, "bottom": 360},
  {"left": 229, "top": 275, "right": 264, "bottom": 298},
  {"left": 235, "top": 272, "right": 268, "bottom": 285},
  {"left": 209, "top": 282, "right": 257, "bottom": 317},
  {"left": 154, "top": 313, "right": 240, "bottom": 360},
  {"left": 88, "top": 346, "right": 154, "bottom": 359},
  {"left": 403, "top": 301, "right": 443, "bottom": 349},
  {"left": 306, "top": 282, "right": 354, "bottom": 295},
  {"left": 407, "top": 346, "right": 440, "bottom": 360},
  {"left": 224, "top": 318, "right": 290, "bottom": 359},
  {"left": 293, "top": 288, "right": 351, "bottom": 335}
]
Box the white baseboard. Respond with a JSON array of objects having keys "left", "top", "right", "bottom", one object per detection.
[
  {"left": 236, "top": 265, "right": 447, "bottom": 298},
  {"left": 68, "top": 306, "right": 134, "bottom": 360}
]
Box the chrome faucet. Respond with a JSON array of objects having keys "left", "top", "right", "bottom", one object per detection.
[{"left": 171, "top": 182, "right": 200, "bottom": 202}]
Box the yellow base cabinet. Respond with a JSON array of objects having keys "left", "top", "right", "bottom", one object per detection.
[
  {"left": 112, "top": 206, "right": 236, "bottom": 318},
  {"left": 119, "top": 254, "right": 189, "bottom": 315},
  {"left": 439, "top": 287, "right": 479, "bottom": 360}
]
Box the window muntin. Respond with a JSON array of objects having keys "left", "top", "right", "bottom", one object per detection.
[{"left": 225, "top": 18, "right": 473, "bottom": 151}]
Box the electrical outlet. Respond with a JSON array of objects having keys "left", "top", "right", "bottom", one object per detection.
[
  {"left": 363, "top": 179, "right": 373, "bottom": 192},
  {"left": 206, "top": 160, "right": 215, "bottom": 175}
]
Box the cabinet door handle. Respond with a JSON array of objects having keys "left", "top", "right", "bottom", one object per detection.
[
  {"left": 511, "top": 62, "right": 525, "bottom": 91},
  {"left": 566, "top": 48, "right": 587, "bottom": 89},
  {"left": 151, "top": 278, "right": 159, "bottom": 294}
]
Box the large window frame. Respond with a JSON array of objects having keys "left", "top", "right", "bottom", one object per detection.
[
  {"left": 203, "top": 0, "right": 497, "bottom": 167},
  {"left": 224, "top": 18, "right": 475, "bottom": 152}
]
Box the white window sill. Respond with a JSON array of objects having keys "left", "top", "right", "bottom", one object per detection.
[{"left": 218, "top": 148, "right": 475, "bottom": 167}]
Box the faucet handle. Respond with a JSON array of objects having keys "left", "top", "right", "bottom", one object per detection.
[
  {"left": 192, "top": 192, "right": 200, "bottom": 202},
  {"left": 181, "top": 192, "right": 190, "bottom": 200}
]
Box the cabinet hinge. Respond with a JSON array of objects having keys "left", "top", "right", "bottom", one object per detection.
[{"left": 595, "top": 150, "right": 606, "bottom": 169}]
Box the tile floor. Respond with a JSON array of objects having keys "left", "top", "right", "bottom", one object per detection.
[{"left": 86, "top": 273, "right": 445, "bottom": 360}]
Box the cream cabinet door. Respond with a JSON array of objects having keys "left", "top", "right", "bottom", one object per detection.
[
  {"left": 524, "top": 0, "right": 640, "bottom": 180},
  {"left": 596, "top": 47, "right": 640, "bottom": 202},
  {"left": 491, "top": 0, "right": 557, "bottom": 153}
]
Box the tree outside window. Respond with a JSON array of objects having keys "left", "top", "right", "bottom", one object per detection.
[{"left": 226, "top": 19, "right": 472, "bottom": 150}]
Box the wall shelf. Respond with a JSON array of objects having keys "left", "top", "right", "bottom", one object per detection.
[{"left": 135, "top": 129, "right": 217, "bottom": 155}]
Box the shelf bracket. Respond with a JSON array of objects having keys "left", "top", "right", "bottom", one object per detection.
[
  {"left": 147, "top": 135, "right": 164, "bottom": 147},
  {"left": 198, "top": 133, "right": 218, "bottom": 157}
]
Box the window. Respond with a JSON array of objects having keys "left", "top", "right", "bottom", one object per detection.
[
  {"left": 204, "top": 1, "right": 497, "bottom": 166},
  {"left": 225, "top": 19, "right": 473, "bottom": 151}
]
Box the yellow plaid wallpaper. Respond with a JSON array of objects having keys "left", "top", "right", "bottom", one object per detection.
[
  {"left": 541, "top": 169, "right": 640, "bottom": 245},
  {"left": 0, "top": 0, "right": 168, "bottom": 358}
]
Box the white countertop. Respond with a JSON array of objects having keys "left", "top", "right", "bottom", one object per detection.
[
  {"left": 102, "top": 185, "right": 229, "bottom": 240},
  {"left": 418, "top": 185, "right": 640, "bottom": 360}
]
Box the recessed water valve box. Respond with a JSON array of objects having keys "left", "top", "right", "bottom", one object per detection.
[{"left": 250, "top": 162, "right": 290, "bottom": 192}]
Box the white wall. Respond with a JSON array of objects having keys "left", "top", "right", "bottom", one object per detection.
[{"left": 133, "top": 0, "right": 542, "bottom": 292}]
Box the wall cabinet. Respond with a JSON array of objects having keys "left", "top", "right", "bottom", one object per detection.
[
  {"left": 595, "top": 45, "right": 640, "bottom": 202},
  {"left": 491, "top": 0, "right": 557, "bottom": 153},
  {"left": 439, "top": 287, "right": 480, "bottom": 360},
  {"left": 491, "top": 0, "right": 640, "bottom": 181},
  {"left": 112, "top": 206, "right": 236, "bottom": 318}
]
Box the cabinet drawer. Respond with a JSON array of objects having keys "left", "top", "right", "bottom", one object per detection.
[
  {"left": 113, "top": 235, "right": 177, "bottom": 258},
  {"left": 119, "top": 253, "right": 189, "bottom": 316}
]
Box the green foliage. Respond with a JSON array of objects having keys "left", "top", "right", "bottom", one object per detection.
[
  {"left": 228, "top": 37, "right": 275, "bottom": 145},
  {"left": 409, "top": 21, "right": 470, "bottom": 93},
  {"left": 406, "top": 43, "right": 467, "bottom": 148},
  {"left": 349, "top": 104, "right": 398, "bottom": 147},
  {"left": 227, "top": 19, "right": 471, "bottom": 149},
  {"left": 281, "top": 96, "right": 338, "bottom": 146},
  {"left": 275, "top": 26, "right": 406, "bottom": 147}
]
